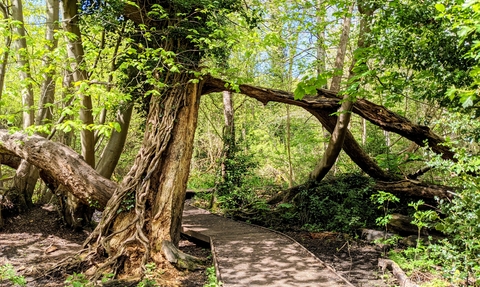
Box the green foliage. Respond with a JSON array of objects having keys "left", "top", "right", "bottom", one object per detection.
[
  {"left": 284, "top": 174, "right": 381, "bottom": 233},
  {"left": 363, "top": 0, "right": 476, "bottom": 109},
  {"left": 65, "top": 273, "right": 90, "bottom": 287},
  {"left": 371, "top": 191, "right": 400, "bottom": 238},
  {"left": 432, "top": 185, "right": 480, "bottom": 285},
  {"left": 0, "top": 264, "right": 26, "bottom": 287},
  {"left": 203, "top": 266, "right": 222, "bottom": 287}
]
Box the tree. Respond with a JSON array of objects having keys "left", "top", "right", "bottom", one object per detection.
[{"left": 75, "top": 0, "right": 245, "bottom": 278}]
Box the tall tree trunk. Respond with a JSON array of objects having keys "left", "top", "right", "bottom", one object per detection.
[
  {"left": 316, "top": 0, "right": 326, "bottom": 78},
  {"left": 0, "top": 3, "right": 10, "bottom": 224},
  {"left": 31, "top": 0, "right": 60, "bottom": 205},
  {"left": 310, "top": 4, "right": 354, "bottom": 182},
  {"left": 0, "top": 2, "right": 11, "bottom": 102},
  {"left": 12, "top": 0, "right": 34, "bottom": 127},
  {"left": 220, "top": 91, "right": 235, "bottom": 184},
  {"left": 286, "top": 105, "right": 294, "bottom": 187},
  {"left": 36, "top": 0, "right": 59, "bottom": 130},
  {"left": 329, "top": 4, "right": 354, "bottom": 93},
  {"left": 9, "top": 0, "right": 37, "bottom": 212},
  {"left": 61, "top": 0, "right": 95, "bottom": 167},
  {"left": 84, "top": 73, "right": 202, "bottom": 278},
  {"left": 60, "top": 0, "right": 96, "bottom": 227}
]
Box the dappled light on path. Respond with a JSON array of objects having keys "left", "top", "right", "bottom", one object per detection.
[{"left": 182, "top": 205, "right": 354, "bottom": 286}]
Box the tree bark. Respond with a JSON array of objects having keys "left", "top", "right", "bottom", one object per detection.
[
  {"left": 12, "top": 0, "right": 34, "bottom": 128},
  {"left": 84, "top": 73, "right": 202, "bottom": 278},
  {"left": 201, "top": 77, "right": 455, "bottom": 161},
  {"left": 10, "top": 0, "right": 38, "bottom": 211},
  {"left": 61, "top": 0, "right": 95, "bottom": 167},
  {"left": 310, "top": 4, "right": 354, "bottom": 182},
  {"left": 329, "top": 4, "right": 354, "bottom": 92},
  {"left": 96, "top": 102, "right": 134, "bottom": 179},
  {"left": 36, "top": 0, "right": 59, "bottom": 130},
  {"left": 0, "top": 3, "right": 11, "bottom": 102},
  {"left": 221, "top": 91, "right": 235, "bottom": 183},
  {"left": 0, "top": 129, "right": 115, "bottom": 208}
]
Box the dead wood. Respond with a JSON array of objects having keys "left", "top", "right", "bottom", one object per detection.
[
  {"left": 378, "top": 258, "right": 419, "bottom": 287},
  {"left": 0, "top": 129, "right": 116, "bottom": 209},
  {"left": 268, "top": 179, "right": 454, "bottom": 205},
  {"left": 374, "top": 180, "right": 455, "bottom": 200},
  {"left": 202, "top": 76, "right": 455, "bottom": 161}
]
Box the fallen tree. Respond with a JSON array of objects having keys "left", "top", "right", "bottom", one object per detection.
[
  {"left": 202, "top": 76, "right": 455, "bottom": 161},
  {"left": 0, "top": 130, "right": 115, "bottom": 209}
]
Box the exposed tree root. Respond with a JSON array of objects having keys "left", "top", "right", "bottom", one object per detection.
[{"left": 162, "top": 240, "right": 207, "bottom": 270}]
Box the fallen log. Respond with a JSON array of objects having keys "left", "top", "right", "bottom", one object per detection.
[
  {"left": 378, "top": 258, "right": 419, "bottom": 287},
  {"left": 268, "top": 179, "right": 454, "bottom": 205},
  {"left": 374, "top": 180, "right": 455, "bottom": 200},
  {"left": 0, "top": 130, "right": 116, "bottom": 209}
]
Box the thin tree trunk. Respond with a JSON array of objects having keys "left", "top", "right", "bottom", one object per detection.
[
  {"left": 316, "top": 0, "right": 326, "bottom": 78},
  {"left": 362, "top": 118, "right": 367, "bottom": 145},
  {"left": 310, "top": 4, "right": 354, "bottom": 182},
  {"left": 60, "top": 0, "right": 96, "bottom": 227},
  {"left": 221, "top": 90, "right": 235, "bottom": 182},
  {"left": 329, "top": 4, "right": 354, "bottom": 93},
  {"left": 9, "top": 0, "right": 38, "bottom": 211},
  {"left": 36, "top": 0, "right": 59, "bottom": 130},
  {"left": 286, "top": 105, "right": 294, "bottom": 187},
  {"left": 0, "top": 3, "right": 9, "bottom": 221},
  {"left": 0, "top": 2, "right": 11, "bottom": 102},
  {"left": 12, "top": 0, "right": 34, "bottom": 128}
]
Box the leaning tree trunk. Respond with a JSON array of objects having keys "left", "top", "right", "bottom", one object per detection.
[{"left": 83, "top": 72, "right": 202, "bottom": 279}]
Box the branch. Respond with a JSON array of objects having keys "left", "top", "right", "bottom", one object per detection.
[{"left": 202, "top": 76, "right": 455, "bottom": 161}]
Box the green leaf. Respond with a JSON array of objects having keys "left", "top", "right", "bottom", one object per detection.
[{"left": 435, "top": 3, "right": 446, "bottom": 12}]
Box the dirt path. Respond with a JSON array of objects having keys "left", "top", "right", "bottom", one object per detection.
[
  {"left": 182, "top": 204, "right": 355, "bottom": 287},
  {"left": 0, "top": 205, "right": 209, "bottom": 286}
]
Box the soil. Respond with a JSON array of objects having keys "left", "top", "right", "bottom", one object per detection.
[
  {"left": 1, "top": 204, "right": 395, "bottom": 287},
  {"left": 285, "top": 230, "right": 397, "bottom": 287},
  {"left": 0, "top": 204, "right": 211, "bottom": 287}
]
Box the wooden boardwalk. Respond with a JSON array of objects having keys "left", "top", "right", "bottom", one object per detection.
[{"left": 182, "top": 205, "right": 355, "bottom": 287}]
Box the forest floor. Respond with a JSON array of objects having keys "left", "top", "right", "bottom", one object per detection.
[
  {"left": 0, "top": 204, "right": 210, "bottom": 287},
  {"left": 284, "top": 231, "right": 396, "bottom": 287},
  {"left": 0, "top": 204, "right": 396, "bottom": 287}
]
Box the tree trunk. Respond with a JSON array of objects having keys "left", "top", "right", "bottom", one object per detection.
[
  {"left": 221, "top": 91, "right": 235, "bottom": 184},
  {"left": 83, "top": 73, "right": 202, "bottom": 278},
  {"left": 0, "top": 129, "right": 115, "bottom": 208},
  {"left": 61, "top": 0, "right": 95, "bottom": 167},
  {"left": 329, "top": 4, "right": 354, "bottom": 93},
  {"left": 36, "top": 0, "right": 59, "bottom": 129},
  {"left": 308, "top": 108, "right": 392, "bottom": 180},
  {"left": 0, "top": 3, "right": 11, "bottom": 102},
  {"left": 12, "top": 0, "right": 34, "bottom": 128},
  {"left": 10, "top": 0, "right": 38, "bottom": 212},
  {"left": 96, "top": 102, "right": 134, "bottom": 179}
]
